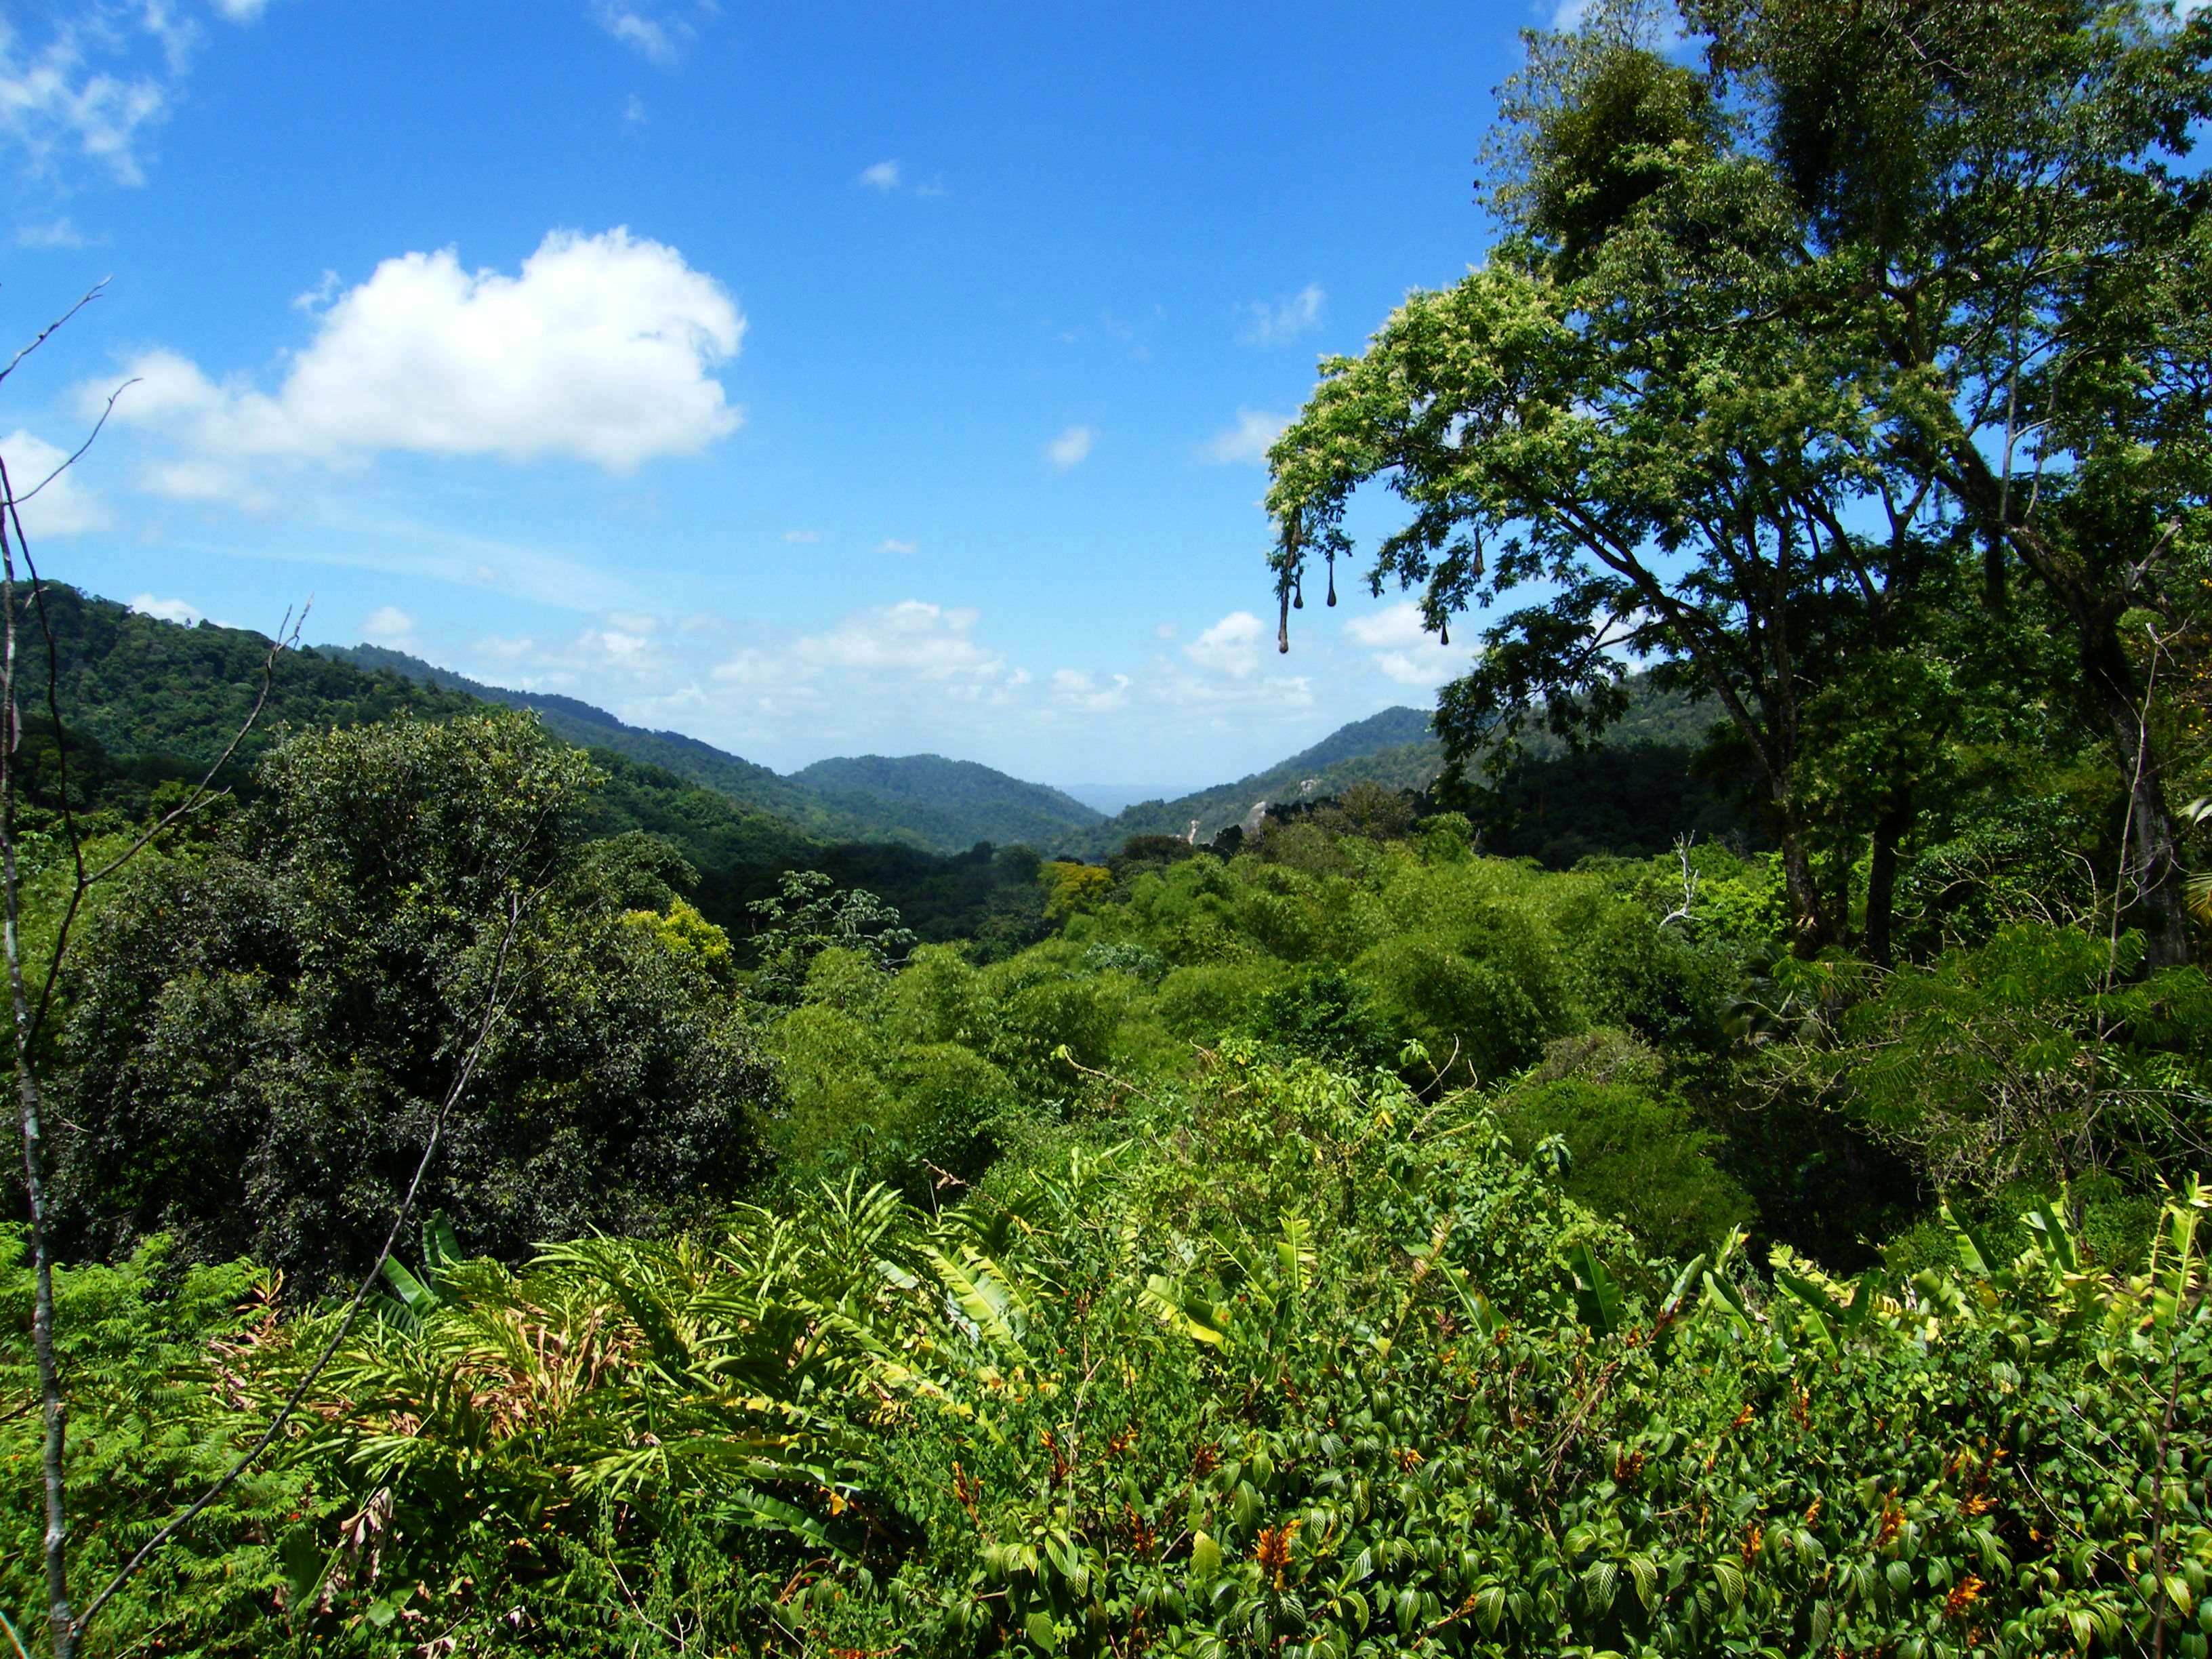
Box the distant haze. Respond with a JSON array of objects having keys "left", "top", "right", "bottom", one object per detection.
[{"left": 1059, "top": 783, "right": 1210, "bottom": 817}]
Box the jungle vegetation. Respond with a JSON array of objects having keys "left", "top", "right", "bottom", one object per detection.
[{"left": 7, "top": 1, "right": 2212, "bottom": 1654}]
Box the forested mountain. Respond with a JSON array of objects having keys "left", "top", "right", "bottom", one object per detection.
[
  {"left": 792, "top": 753, "right": 1103, "bottom": 853},
  {"left": 334, "top": 643, "right": 1105, "bottom": 854},
  {"left": 1076, "top": 677, "right": 1723, "bottom": 856},
  {"left": 329, "top": 643, "right": 859, "bottom": 836},
  {"left": 1075, "top": 707, "right": 1442, "bottom": 851}
]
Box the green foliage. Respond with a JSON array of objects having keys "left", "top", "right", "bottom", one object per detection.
[
  {"left": 3, "top": 1233, "right": 325, "bottom": 1656},
  {"left": 1493, "top": 1032, "right": 1753, "bottom": 1259},
  {"left": 33, "top": 1059, "right": 2208, "bottom": 1657},
  {"left": 48, "top": 712, "right": 773, "bottom": 1290},
  {"left": 1777, "top": 921, "right": 2212, "bottom": 1196},
  {"left": 745, "top": 867, "right": 918, "bottom": 1004}
]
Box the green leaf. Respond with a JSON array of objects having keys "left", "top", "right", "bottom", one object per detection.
[
  {"left": 1627, "top": 1554, "right": 1660, "bottom": 1612},
  {"left": 1189, "top": 1532, "right": 1222, "bottom": 1579},
  {"left": 379, "top": 1256, "right": 437, "bottom": 1318},
  {"left": 1582, "top": 1559, "right": 1620, "bottom": 1616},
  {"left": 1474, "top": 1585, "right": 1507, "bottom": 1634},
  {"left": 1024, "top": 1610, "right": 1059, "bottom": 1652},
  {"left": 1774, "top": 1269, "right": 1842, "bottom": 1353},
  {"left": 1565, "top": 1241, "right": 1621, "bottom": 1336},
  {"left": 423, "top": 1209, "right": 461, "bottom": 1281},
  {"left": 2027, "top": 1200, "right": 2078, "bottom": 1273},
  {"left": 1712, "top": 1560, "right": 1746, "bottom": 1608}
]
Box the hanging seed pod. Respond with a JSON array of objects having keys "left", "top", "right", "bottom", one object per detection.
[
  {"left": 1439, "top": 618, "right": 1450, "bottom": 647},
  {"left": 1326, "top": 558, "right": 1337, "bottom": 607},
  {"left": 1293, "top": 577, "right": 1304, "bottom": 611}
]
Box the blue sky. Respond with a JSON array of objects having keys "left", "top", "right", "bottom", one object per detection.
[{"left": 0, "top": 0, "right": 1548, "bottom": 787}]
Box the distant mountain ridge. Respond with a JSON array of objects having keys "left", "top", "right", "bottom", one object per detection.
[
  {"left": 329, "top": 645, "right": 1105, "bottom": 855},
  {"left": 793, "top": 754, "right": 1103, "bottom": 854},
  {"left": 334, "top": 642, "right": 1477, "bottom": 860},
  {"left": 1071, "top": 708, "right": 1446, "bottom": 854},
  {"left": 34, "top": 586, "right": 1728, "bottom": 890}
]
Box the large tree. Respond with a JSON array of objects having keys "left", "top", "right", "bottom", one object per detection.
[
  {"left": 1267, "top": 0, "right": 2211, "bottom": 964},
  {"left": 48, "top": 711, "right": 774, "bottom": 1290}
]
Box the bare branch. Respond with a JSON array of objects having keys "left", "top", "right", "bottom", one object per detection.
[
  {"left": 7, "top": 379, "right": 139, "bottom": 509},
  {"left": 0, "top": 282, "right": 108, "bottom": 392}
]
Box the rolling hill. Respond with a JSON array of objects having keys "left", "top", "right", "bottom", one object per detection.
[
  {"left": 329, "top": 645, "right": 1101, "bottom": 854},
  {"left": 792, "top": 754, "right": 1103, "bottom": 855},
  {"left": 1070, "top": 707, "right": 1446, "bottom": 854}
]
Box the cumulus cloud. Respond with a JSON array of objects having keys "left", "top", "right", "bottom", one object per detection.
[
  {"left": 94, "top": 228, "right": 744, "bottom": 495},
  {"left": 1346, "top": 601, "right": 1458, "bottom": 687},
  {"left": 1237, "top": 283, "right": 1324, "bottom": 346},
  {"left": 1201, "top": 409, "right": 1289, "bottom": 467},
  {"left": 858, "top": 159, "right": 901, "bottom": 190},
  {"left": 361, "top": 604, "right": 415, "bottom": 647},
  {"left": 1343, "top": 602, "right": 1430, "bottom": 649},
  {"left": 1, "top": 429, "right": 111, "bottom": 535},
  {"left": 876, "top": 537, "right": 917, "bottom": 555},
  {"left": 1185, "top": 611, "right": 1265, "bottom": 679},
  {"left": 1046, "top": 424, "right": 1094, "bottom": 470},
  {"left": 797, "top": 600, "right": 1002, "bottom": 680},
  {"left": 130, "top": 593, "right": 201, "bottom": 625},
  {"left": 1052, "top": 668, "right": 1130, "bottom": 713}
]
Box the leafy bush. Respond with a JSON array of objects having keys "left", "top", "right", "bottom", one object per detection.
[
  {"left": 89, "top": 1052, "right": 2205, "bottom": 1658},
  {"left": 1492, "top": 1033, "right": 1753, "bottom": 1258},
  {"left": 48, "top": 713, "right": 773, "bottom": 1290}
]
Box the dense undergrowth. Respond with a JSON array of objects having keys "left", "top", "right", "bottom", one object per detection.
[
  {"left": 5, "top": 697, "right": 2209, "bottom": 1654},
  {"left": 6, "top": 1048, "right": 2208, "bottom": 1656}
]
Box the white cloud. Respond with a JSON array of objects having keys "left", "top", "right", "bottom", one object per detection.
[
  {"left": 623, "top": 93, "right": 647, "bottom": 125},
  {"left": 0, "top": 9, "right": 175, "bottom": 186},
  {"left": 1347, "top": 602, "right": 1458, "bottom": 687},
  {"left": 1373, "top": 651, "right": 1457, "bottom": 688},
  {"left": 1046, "top": 424, "right": 1094, "bottom": 470},
  {"left": 1185, "top": 611, "right": 1265, "bottom": 680},
  {"left": 858, "top": 159, "right": 901, "bottom": 191},
  {"left": 212, "top": 0, "right": 272, "bottom": 19},
  {"left": 797, "top": 600, "right": 1002, "bottom": 680},
  {"left": 1237, "top": 283, "right": 1324, "bottom": 346},
  {"left": 876, "top": 537, "right": 917, "bottom": 555},
  {"left": 134, "top": 456, "right": 272, "bottom": 512},
  {"left": 96, "top": 228, "right": 744, "bottom": 488},
  {"left": 1052, "top": 668, "right": 1130, "bottom": 713},
  {"left": 130, "top": 593, "right": 201, "bottom": 625},
  {"left": 605, "top": 609, "right": 659, "bottom": 634},
  {"left": 1201, "top": 408, "right": 1289, "bottom": 467},
  {"left": 783, "top": 528, "right": 822, "bottom": 544},
  {"left": 710, "top": 648, "right": 780, "bottom": 686},
  {"left": 591, "top": 2, "right": 687, "bottom": 64},
  {"left": 361, "top": 604, "right": 415, "bottom": 647},
  {"left": 585, "top": 626, "right": 654, "bottom": 665},
  {"left": 0, "top": 429, "right": 110, "bottom": 535},
  {"left": 14, "top": 216, "right": 92, "bottom": 248},
  {"left": 291, "top": 268, "right": 340, "bottom": 312},
  {"left": 1153, "top": 621, "right": 1179, "bottom": 640},
  {"left": 1344, "top": 602, "right": 1430, "bottom": 649}
]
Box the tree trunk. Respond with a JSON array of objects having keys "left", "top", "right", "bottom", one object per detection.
[
  {"left": 2083, "top": 617, "right": 2193, "bottom": 970},
  {"left": 1775, "top": 800, "right": 1833, "bottom": 956},
  {"left": 1864, "top": 794, "right": 1914, "bottom": 969}
]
